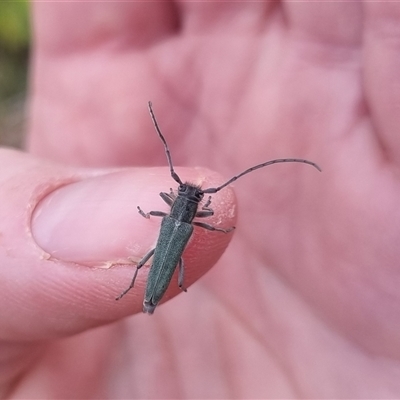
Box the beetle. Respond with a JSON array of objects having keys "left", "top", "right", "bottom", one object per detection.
[{"left": 116, "top": 101, "right": 321, "bottom": 314}]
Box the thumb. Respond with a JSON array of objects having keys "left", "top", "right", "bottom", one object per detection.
[{"left": 0, "top": 149, "right": 236, "bottom": 342}]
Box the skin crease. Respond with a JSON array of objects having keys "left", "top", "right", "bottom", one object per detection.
[{"left": 1, "top": 1, "right": 400, "bottom": 398}]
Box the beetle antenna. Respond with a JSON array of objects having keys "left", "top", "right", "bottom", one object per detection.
[
  {"left": 202, "top": 158, "right": 321, "bottom": 194},
  {"left": 148, "top": 101, "right": 183, "bottom": 185}
]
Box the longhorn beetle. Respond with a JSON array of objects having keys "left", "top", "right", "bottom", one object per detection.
[{"left": 116, "top": 101, "right": 321, "bottom": 314}]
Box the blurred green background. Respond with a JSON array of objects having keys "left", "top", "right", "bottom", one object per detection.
[{"left": 0, "top": 0, "right": 30, "bottom": 148}]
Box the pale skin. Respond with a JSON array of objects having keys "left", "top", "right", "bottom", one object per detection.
[{"left": 1, "top": 1, "right": 399, "bottom": 398}]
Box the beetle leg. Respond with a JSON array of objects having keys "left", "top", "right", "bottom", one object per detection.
[
  {"left": 138, "top": 191, "right": 173, "bottom": 218},
  {"left": 196, "top": 196, "right": 214, "bottom": 218},
  {"left": 178, "top": 258, "right": 187, "bottom": 292},
  {"left": 116, "top": 248, "right": 156, "bottom": 300},
  {"left": 193, "top": 221, "right": 235, "bottom": 233},
  {"left": 160, "top": 191, "right": 175, "bottom": 206},
  {"left": 203, "top": 196, "right": 212, "bottom": 209},
  {"left": 137, "top": 206, "right": 167, "bottom": 219},
  {"left": 195, "top": 210, "right": 214, "bottom": 218}
]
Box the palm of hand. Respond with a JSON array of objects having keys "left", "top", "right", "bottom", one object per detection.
[{"left": 18, "top": 2, "right": 400, "bottom": 398}]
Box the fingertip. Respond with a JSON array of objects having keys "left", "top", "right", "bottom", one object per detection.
[
  {"left": 31, "top": 166, "right": 236, "bottom": 265},
  {"left": 28, "top": 166, "right": 236, "bottom": 313}
]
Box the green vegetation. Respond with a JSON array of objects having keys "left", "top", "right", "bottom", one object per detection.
[
  {"left": 0, "top": 0, "right": 30, "bottom": 147},
  {"left": 0, "top": 0, "right": 30, "bottom": 99},
  {"left": 0, "top": 0, "right": 30, "bottom": 52}
]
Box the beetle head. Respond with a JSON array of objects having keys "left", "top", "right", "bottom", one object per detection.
[{"left": 178, "top": 183, "right": 204, "bottom": 202}]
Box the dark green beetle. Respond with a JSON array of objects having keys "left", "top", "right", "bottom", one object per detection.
[{"left": 116, "top": 102, "right": 321, "bottom": 314}]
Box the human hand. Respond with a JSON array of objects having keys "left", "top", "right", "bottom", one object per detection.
[{"left": 3, "top": 2, "right": 400, "bottom": 398}]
